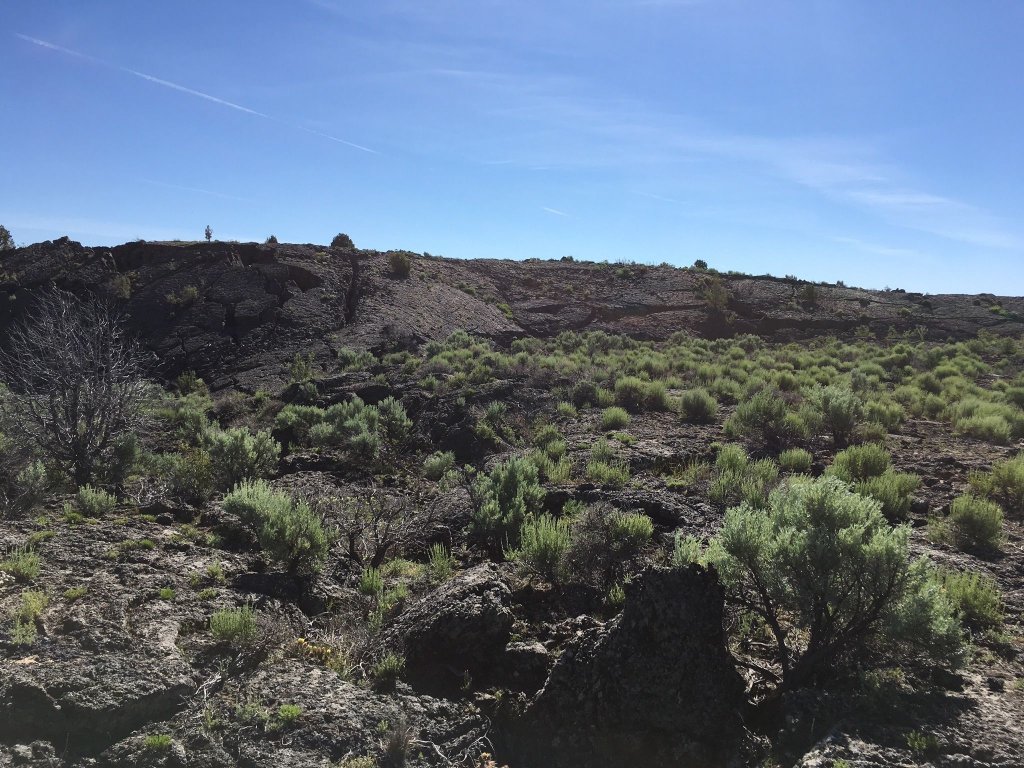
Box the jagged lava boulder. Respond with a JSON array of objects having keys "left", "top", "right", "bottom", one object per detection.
[
  {"left": 515, "top": 564, "right": 746, "bottom": 767},
  {"left": 379, "top": 563, "right": 515, "bottom": 695}
]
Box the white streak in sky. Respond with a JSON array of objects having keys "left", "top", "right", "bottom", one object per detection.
[
  {"left": 139, "top": 178, "right": 256, "bottom": 203},
  {"left": 293, "top": 125, "right": 377, "bottom": 154},
  {"left": 15, "top": 33, "right": 376, "bottom": 154},
  {"left": 123, "top": 69, "right": 268, "bottom": 117}
]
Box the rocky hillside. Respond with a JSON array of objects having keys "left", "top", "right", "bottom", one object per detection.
[
  {"left": 2, "top": 238, "right": 1022, "bottom": 389},
  {"left": 0, "top": 238, "right": 1022, "bottom": 768}
]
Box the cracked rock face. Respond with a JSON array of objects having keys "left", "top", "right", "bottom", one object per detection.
[
  {"left": 93, "top": 658, "right": 490, "bottom": 768},
  {"left": 516, "top": 565, "right": 746, "bottom": 768},
  {"left": 3, "top": 238, "right": 1022, "bottom": 394},
  {"left": 379, "top": 563, "right": 516, "bottom": 695},
  {"left": 0, "top": 653, "right": 195, "bottom": 754}
]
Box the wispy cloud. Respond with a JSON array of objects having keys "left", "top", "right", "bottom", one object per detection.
[
  {"left": 630, "top": 0, "right": 709, "bottom": 6},
  {"left": 139, "top": 178, "right": 256, "bottom": 203},
  {"left": 542, "top": 206, "right": 568, "bottom": 216},
  {"left": 633, "top": 190, "right": 687, "bottom": 205},
  {"left": 1, "top": 212, "right": 188, "bottom": 244},
  {"left": 832, "top": 236, "right": 923, "bottom": 260},
  {"left": 470, "top": 84, "right": 1022, "bottom": 251},
  {"left": 15, "top": 33, "right": 376, "bottom": 154},
  {"left": 825, "top": 186, "right": 1021, "bottom": 250}
]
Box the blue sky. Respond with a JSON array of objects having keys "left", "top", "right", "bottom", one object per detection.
[{"left": 1, "top": 1, "right": 1022, "bottom": 294}]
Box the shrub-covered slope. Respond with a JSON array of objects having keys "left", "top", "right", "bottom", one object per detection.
[
  {"left": 1, "top": 237, "right": 1022, "bottom": 390},
  {"left": 0, "top": 240, "right": 1022, "bottom": 767}
]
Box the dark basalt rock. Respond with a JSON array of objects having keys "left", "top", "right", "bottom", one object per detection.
[
  {"left": 0, "top": 651, "right": 194, "bottom": 756},
  {"left": 95, "top": 658, "right": 490, "bottom": 768},
  {"left": 379, "top": 563, "right": 516, "bottom": 696},
  {"left": 2, "top": 238, "right": 1021, "bottom": 392},
  {"left": 514, "top": 564, "right": 746, "bottom": 767}
]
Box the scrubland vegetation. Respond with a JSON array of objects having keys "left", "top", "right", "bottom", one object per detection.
[{"left": 0, "top": 279, "right": 1022, "bottom": 767}]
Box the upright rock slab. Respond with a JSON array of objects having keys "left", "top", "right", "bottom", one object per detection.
[
  {"left": 518, "top": 565, "right": 745, "bottom": 767},
  {"left": 380, "top": 563, "right": 515, "bottom": 695}
]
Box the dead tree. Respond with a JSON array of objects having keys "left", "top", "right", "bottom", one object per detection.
[{"left": 0, "top": 288, "right": 149, "bottom": 486}]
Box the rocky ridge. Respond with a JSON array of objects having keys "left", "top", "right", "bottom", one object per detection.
[{"left": 1, "top": 238, "right": 1022, "bottom": 389}]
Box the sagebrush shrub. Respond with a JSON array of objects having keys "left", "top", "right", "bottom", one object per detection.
[
  {"left": 940, "top": 570, "right": 1003, "bottom": 630},
  {"left": 600, "top": 406, "right": 630, "bottom": 430},
  {"left": 955, "top": 415, "right": 1011, "bottom": 444},
  {"left": 10, "top": 619, "right": 37, "bottom": 646},
  {"left": 471, "top": 457, "right": 545, "bottom": 549},
  {"left": 257, "top": 497, "right": 329, "bottom": 575},
  {"left": 865, "top": 399, "right": 905, "bottom": 431},
  {"left": 569, "top": 380, "right": 600, "bottom": 408},
  {"left": 708, "top": 444, "right": 779, "bottom": 509},
  {"left": 275, "top": 397, "right": 410, "bottom": 461},
  {"left": 614, "top": 376, "right": 667, "bottom": 413},
  {"left": 387, "top": 251, "right": 412, "bottom": 278},
  {"left": 165, "top": 448, "right": 214, "bottom": 504},
  {"left": 69, "top": 485, "right": 117, "bottom": 517},
  {"left": 377, "top": 396, "right": 412, "bottom": 442},
  {"left": 947, "top": 495, "right": 1004, "bottom": 550},
  {"left": 510, "top": 513, "right": 571, "bottom": 582},
  {"left": 0, "top": 546, "right": 41, "bottom": 582},
  {"left": 679, "top": 476, "right": 964, "bottom": 688},
  {"left": 223, "top": 479, "right": 292, "bottom": 526},
  {"left": 715, "top": 443, "right": 748, "bottom": 475},
  {"left": 556, "top": 401, "right": 578, "bottom": 418},
  {"left": 724, "top": 389, "right": 802, "bottom": 447},
  {"left": 223, "top": 480, "right": 328, "bottom": 573},
  {"left": 1005, "top": 386, "right": 1024, "bottom": 409},
  {"left": 778, "top": 448, "right": 813, "bottom": 474},
  {"left": 586, "top": 442, "right": 631, "bottom": 488},
  {"left": 679, "top": 388, "right": 718, "bottom": 424},
  {"left": 969, "top": 454, "right": 1024, "bottom": 516},
  {"left": 17, "top": 590, "right": 47, "bottom": 622},
  {"left": 857, "top": 421, "right": 889, "bottom": 444},
  {"left": 533, "top": 423, "right": 562, "bottom": 448},
  {"left": 809, "top": 385, "right": 863, "bottom": 446},
  {"left": 528, "top": 449, "right": 572, "bottom": 484},
  {"left": 205, "top": 427, "right": 280, "bottom": 490},
  {"left": 828, "top": 443, "right": 891, "bottom": 483},
  {"left": 210, "top": 606, "right": 258, "bottom": 645},
  {"left": 422, "top": 451, "right": 456, "bottom": 481},
  {"left": 856, "top": 471, "right": 921, "bottom": 522},
  {"left": 562, "top": 503, "right": 650, "bottom": 590},
  {"left": 274, "top": 404, "right": 327, "bottom": 443},
  {"left": 607, "top": 511, "right": 653, "bottom": 554},
  {"left": 11, "top": 461, "right": 48, "bottom": 514}
]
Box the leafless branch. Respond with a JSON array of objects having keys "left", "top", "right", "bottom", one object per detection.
[{"left": 0, "top": 287, "right": 150, "bottom": 486}]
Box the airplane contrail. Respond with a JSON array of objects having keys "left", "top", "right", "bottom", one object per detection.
[
  {"left": 123, "top": 69, "right": 268, "bottom": 117},
  {"left": 15, "top": 33, "right": 377, "bottom": 153}
]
